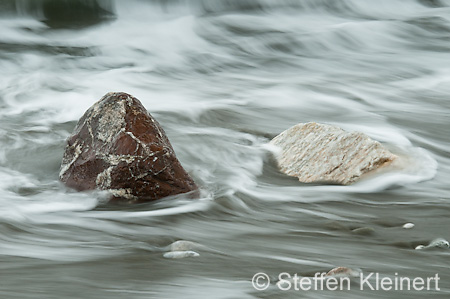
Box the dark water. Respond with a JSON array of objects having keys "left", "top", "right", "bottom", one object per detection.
[{"left": 0, "top": 0, "right": 449, "bottom": 298}]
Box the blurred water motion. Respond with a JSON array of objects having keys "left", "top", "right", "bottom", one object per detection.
[{"left": 0, "top": 0, "right": 449, "bottom": 298}]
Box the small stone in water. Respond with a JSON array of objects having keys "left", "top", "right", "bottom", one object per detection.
[
  {"left": 415, "top": 238, "right": 449, "bottom": 250},
  {"left": 428, "top": 238, "right": 450, "bottom": 249},
  {"left": 351, "top": 227, "right": 375, "bottom": 236},
  {"left": 402, "top": 223, "right": 415, "bottom": 229},
  {"left": 169, "top": 240, "right": 202, "bottom": 252},
  {"left": 163, "top": 251, "right": 200, "bottom": 259},
  {"left": 326, "top": 267, "right": 360, "bottom": 277}
]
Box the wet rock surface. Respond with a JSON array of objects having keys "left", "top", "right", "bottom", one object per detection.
[
  {"left": 60, "top": 92, "right": 198, "bottom": 202},
  {"left": 270, "top": 122, "right": 397, "bottom": 185}
]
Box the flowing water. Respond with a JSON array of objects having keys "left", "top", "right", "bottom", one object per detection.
[{"left": 0, "top": 0, "right": 449, "bottom": 298}]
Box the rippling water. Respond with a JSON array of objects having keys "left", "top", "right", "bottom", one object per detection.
[{"left": 1, "top": 0, "right": 449, "bottom": 298}]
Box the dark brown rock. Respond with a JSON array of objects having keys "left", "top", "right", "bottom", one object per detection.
[{"left": 60, "top": 92, "right": 198, "bottom": 202}]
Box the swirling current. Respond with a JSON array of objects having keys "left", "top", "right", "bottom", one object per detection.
[{"left": 0, "top": 0, "right": 449, "bottom": 298}]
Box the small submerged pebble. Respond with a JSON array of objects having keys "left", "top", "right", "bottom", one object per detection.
[
  {"left": 426, "top": 238, "right": 449, "bottom": 249},
  {"left": 415, "top": 238, "right": 450, "bottom": 250},
  {"left": 162, "top": 240, "right": 204, "bottom": 259},
  {"left": 402, "top": 223, "right": 415, "bottom": 229},
  {"left": 169, "top": 240, "right": 202, "bottom": 251},
  {"left": 351, "top": 227, "right": 375, "bottom": 236},
  {"left": 325, "top": 267, "right": 361, "bottom": 278},
  {"left": 163, "top": 251, "right": 200, "bottom": 259},
  {"left": 275, "top": 266, "right": 360, "bottom": 289},
  {"left": 162, "top": 240, "right": 226, "bottom": 259}
]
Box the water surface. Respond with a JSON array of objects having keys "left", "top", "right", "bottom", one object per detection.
[{"left": 0, "top": 0, "right": 449, "bottom": 298}]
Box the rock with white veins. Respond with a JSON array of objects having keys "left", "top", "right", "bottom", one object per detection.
[
  {"left": 59, "top": 92, "right": 198, "bottom": 202},
  {"left": 269, "top": 122, "right": 397, "bottom": 185}
]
